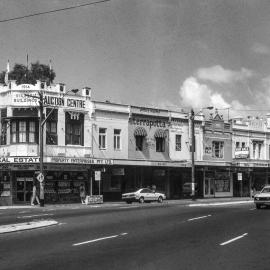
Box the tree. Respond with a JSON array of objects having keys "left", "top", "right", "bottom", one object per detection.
[{"left": 0, "top": 62, "right": 56, "bottom": 85}]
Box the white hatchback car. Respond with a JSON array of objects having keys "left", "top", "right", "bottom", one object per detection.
[
  {"left": 122, "top": 188, "right": 166, "bottom": 204},
  {"left": 254, "top": 185, "right": 270, "bottom": 209}
]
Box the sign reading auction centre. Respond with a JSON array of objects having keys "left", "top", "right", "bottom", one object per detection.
[{"left": 12, "top": 92, "right": 85, "bottom": 109}]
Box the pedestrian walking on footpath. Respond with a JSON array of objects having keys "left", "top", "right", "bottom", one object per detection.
[
  {"left": 79, "top": 184, "right": 86, "bottom": 204},
  {"left": 31, "top": 180, "right": 40, "bottom": 206}
]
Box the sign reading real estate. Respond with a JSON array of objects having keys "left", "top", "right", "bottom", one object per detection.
[{"left": 235, "top": 147, "right": 249, "bottom": 159}]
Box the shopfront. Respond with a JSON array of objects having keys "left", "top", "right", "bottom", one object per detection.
[{"left": 203, "top": 167, "right": 233, "bottom": 198}]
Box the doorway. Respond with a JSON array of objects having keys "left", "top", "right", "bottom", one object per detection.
[
  {"left": 16, "top": 173, "right": 33, "bottom": 203},
  {"left": 204, "top": 178, "right": 215, "bottom": 197}
]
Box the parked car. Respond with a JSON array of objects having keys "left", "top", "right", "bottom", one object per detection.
[
  {"left": 122, "top": 188, "right": 166, "bottom": 204},
  {"left": 254, "top": 185, "right": 270, "bottom": 209},
  {"left": 182, "top": 182, "right": 198, "bottom": 197}
]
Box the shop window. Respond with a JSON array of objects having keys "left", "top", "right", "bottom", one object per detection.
[
  {"left": 99, "top": 128, "right": 107, "bottom": 149},
  {"left": 114, "top": 129, "right": 121, "bottom": 150},
  {"left": 175, "top": 134, "right": 181, "bottom": 151},
  {"left": 156, "top": 137, "right": 165, "bottom": 152},
  {"left": 65, "top": 112, "right": 84, "bottom": 146},
  {"left": 135, "top": 136, "right": 143, "bottom": 151},
  {"left": 212, "top": 141, "right": 224, "bottom": 158},
  {"left": 10, "top": 120, "right": 38, "bottom": 144}
]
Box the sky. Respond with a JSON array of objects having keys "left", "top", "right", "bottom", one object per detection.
[{"left": 1, "top": 0, "right": 270, "bottom": 119}]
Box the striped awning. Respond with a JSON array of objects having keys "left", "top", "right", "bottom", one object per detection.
[
  {"left": 154, "top": 129, "right": 167, "bottom": 138},
  {"left": 134, "top": 127, "right": 147, "bottom": 137}
]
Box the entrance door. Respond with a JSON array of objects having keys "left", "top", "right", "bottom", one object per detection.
[
  {"left": 204, "top": 178, "right": 215, "bottom": 197},
  {"left": 16, "top": 177, "right": 33, "bottom": 202}
]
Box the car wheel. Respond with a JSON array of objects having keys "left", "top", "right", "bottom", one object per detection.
[
  {"left": 139, "top": 197, "right": 144, "bottom": 203},
  {"left": 158, "top": 196, "right": 163, "bottom": 203},
  {"left": 256, "top": 204, "right": 261, "bottom": 209}
]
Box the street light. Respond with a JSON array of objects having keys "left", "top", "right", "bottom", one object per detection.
[
  {"left": 25, "top": 87, "right": 79, "bottom": 206},
  {"left": 190, "top": 106, "right": 213, "bottom": 200}
]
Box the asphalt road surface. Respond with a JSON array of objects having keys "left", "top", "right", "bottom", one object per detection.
[{"left": 0, "top": 202, "right": 269, "bottom": 270}]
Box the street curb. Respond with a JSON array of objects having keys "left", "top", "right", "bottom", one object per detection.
[
  {"left": 188, "top": 201, "right": 253, "bottom": 207},
  {"left": 0, "top": 220, "right": 58, "bottom": 234}
]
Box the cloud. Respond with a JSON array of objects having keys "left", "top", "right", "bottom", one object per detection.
[
  {"left": 179, "top": 76, "right": 230, "bottom": 109},
  {"left": 196, "top": 65, "right": 253, "bottom": 84},
  {"left": 251, "top": 43, "right": 270, "bottom": 55}
]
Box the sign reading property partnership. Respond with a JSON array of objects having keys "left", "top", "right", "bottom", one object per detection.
[
  {"left": 12, "top": 92, "right": 85, "bottom": 109},
  {"left": 0, "top": 156, "right": 113, "bottom": 165}
]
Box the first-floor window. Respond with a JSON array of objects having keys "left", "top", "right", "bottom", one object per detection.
[
  {"left": 10, "top": 120, "right": 38, "bottom": 144},
  {"left": 65, "top": 112, "right": 84, "bottom": 146},
  {"left": 99, "top": 128, "right": 107, "bottom": 149},
  {"left": 0, "top": 122, "right": 7, "bottom": 145},
  {"left": 46, "top": 121, "right": 57, "bottom": 145},
  {"left": 135, "top": 136, "right": 144, "bottom": 151},
  {"left": 19, "top": 121, "right": 26, "bottom": 142},
  {"left": 114, "top": 129, "right": 121, "bottom": 150},
  {"left": 156, "top": 137, "right": 165, "bottom": 152},
  {"left": 175, "top": 134, "right": 181, "bottom": 151},
  {"left": 212, "top": 141, "right": 224, "bottom": 158}
]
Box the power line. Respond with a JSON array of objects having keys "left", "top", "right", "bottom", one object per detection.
[{"left": 0, "top": 0, "right": 111, "bottom": 23}]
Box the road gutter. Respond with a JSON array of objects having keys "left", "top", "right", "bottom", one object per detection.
[{"left": 0, "top": 220, "right": 58, "bottom": 234}]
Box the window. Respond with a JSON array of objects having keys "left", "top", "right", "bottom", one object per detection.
[
  {"left": 135, "top": 136, "right": 143, "bottom": 151},
  {"left": 1, "top": 122, "right": 7, "bottom": 145},
  {"left": 10, "top": 120, "right": 38, "bottom": 144},
  {"left": 46, "top": 122, "right": 57, "bottom": 145},
  {"left": 236, "top": 142, "right": 240, "bottom": 148},
  {"left": 19, "top": 121, "right": 26, "bottom": 142},
  {"left": 65, "top": 112, "right": 84, "bottom": 145},
  {"left": 212, "top": 141, "right": 224, "bottom": 158},
  {"left": 99, "top": 128, "right": 107, "bottom": 149},
  {"left": 156, "top": 137, "right": 165, "bottom": 152},
  {"left": 241, "top": 142, "right": 246, "bottom": 148},
  {"left": 175, "top": 134, "right": 181, "bottom": 151},
  {"left": 29, "top": 121, "right": 36, "bottom": 143},
  {"left": 114, "top": 129, "right": 121, "bottom": 150}
]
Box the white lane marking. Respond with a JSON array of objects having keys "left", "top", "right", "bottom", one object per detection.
[
  {"left": 18, "top": 213, "right": 53, "bottom": 219},
  {"left": 188, "top": 215, "right": 211, "bottom": 221},
  {"left": 73, "top": 232, "right": 128, "bottom": 246},
  {"left": 19, "top": 211, "right": 30, "bottom": 214},
  {"left": 249, "top": 208, "right": 256, "bottom": 211},
  {"left": 220, "top": 233, "right": 248, "bottom": 246}
]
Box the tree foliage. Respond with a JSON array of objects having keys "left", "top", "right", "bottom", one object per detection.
[{"left": 0, "top": 62, "right": 56, "bottom": 85}]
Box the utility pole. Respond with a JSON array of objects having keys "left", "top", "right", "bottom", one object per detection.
[
  {"left": 191, "top": 109, "right": 196, "bottom": 199},
  {"left": 39, "top": 91, "right": 45, "bottom": 206}
]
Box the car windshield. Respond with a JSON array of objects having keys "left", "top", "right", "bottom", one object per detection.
[{"left": 261, "top": 187, "right": 270, "bottom": 193}]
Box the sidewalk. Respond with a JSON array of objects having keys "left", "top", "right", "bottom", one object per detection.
[{"left": 0, "top": 197, "right": 253, "bottom": 210}]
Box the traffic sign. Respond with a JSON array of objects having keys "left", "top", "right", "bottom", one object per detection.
[{"left": 36, "top": 172, "right": 44, "bottom": 183}]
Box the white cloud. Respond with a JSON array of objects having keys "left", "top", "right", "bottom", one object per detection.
[
  {"left": 196, "top": 65, "right": 253, "bottom": 84},
  {"left": 251, "top": 43, "right": 270, "bottom": 55},
  {"left": 179, "top": 76, "right": 230, "bottom": 109}
]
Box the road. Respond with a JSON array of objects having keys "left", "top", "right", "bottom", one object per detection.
[{"left": 0, "top": 202, "right": 269, "bottom": 270}]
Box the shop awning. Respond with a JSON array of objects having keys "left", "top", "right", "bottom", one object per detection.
[
  {"left": 134, "top": 127, "right": 147, "bottom": 137},
  {"left": 154, "top": 129, "right": 167, "bottom": 138}
]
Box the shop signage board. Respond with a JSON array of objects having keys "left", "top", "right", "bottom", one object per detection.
[
  {"left": 49, "top": 157, "right": 113, "bottom": 165},
  {"left": 235, "top": 147, "right": 249, "bottom": 159},
  {"left": 94, "top": 171, "right": 101, "bottom": 181},
  {"left": 237, "top": 173, "right": 242, "bottom": 181}
]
